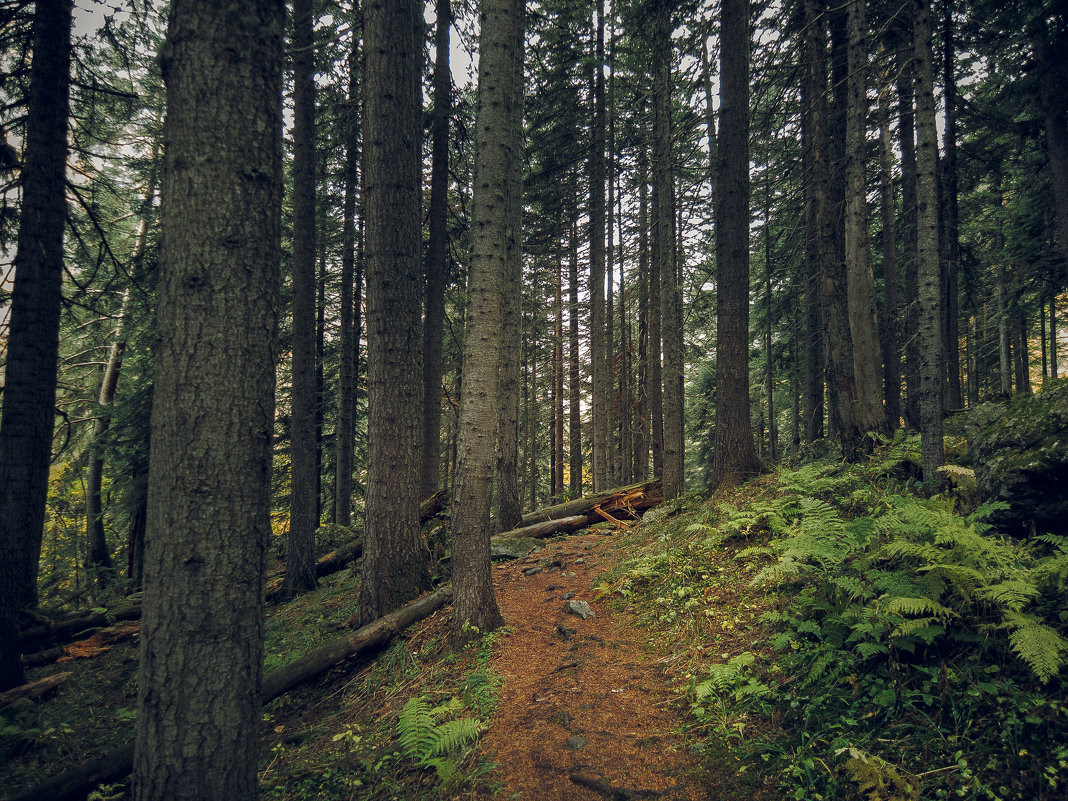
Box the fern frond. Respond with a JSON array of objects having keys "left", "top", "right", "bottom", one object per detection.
[
  {"left": 980, "top": 578, "right": 1039, "bottom": 612},
  {"left": 428, "top": 717, "right": 484, "bottom": 758},
  {"left": 1002, "top": 613, "right": 1068, "bottom": 683},
  {"left": 398, "top": 696, "right": 438, "bottom": 761},
  {"left": 885, "top": 596, "right": 957, "bottom": 622}
]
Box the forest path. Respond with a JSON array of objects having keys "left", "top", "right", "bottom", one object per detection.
[{"left": 479, "top": 531, "right": 708, "bottom": 801}]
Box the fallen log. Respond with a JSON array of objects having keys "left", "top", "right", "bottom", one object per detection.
[
  {"left": 0, "top": 672, "right": 72, "bottom": 709},
  {"left": 22, "top": 622, "right": 141, "bottom": 669},
  {"left": 420, "top": 488, "right": 449, "bottom": 521},
  {"left": 9, "top": 587, "right": 453, "bottom": 801},
  {"left": 19, "top": 604, "right": 143, "bottom": 652},
  {"left": 265, "top": 536, "right": 366, "bottom": 602},
  {"left": 491, "top": 515, "right": 590, "bottom": 541},
  {"left": 519, "top": 480, "right": 663, "bottom": 527}
]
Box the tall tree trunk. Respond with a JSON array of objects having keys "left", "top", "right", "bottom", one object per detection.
[
  {"left": 286, "top": 0, "right": 319, "bottom": 597},
  {"left": 451, "top": 0, "right": 523, "bottom": 642},
  {"left": 806, "top": 0, "right": 860, "bottom": 461},
  {"left": 1033, "top": 31, "right": 1068, "bottom": 288},
  {"left": 800, "top": 68, "right": 825, "bottom": 444},
  {"left": 764, "top": 182, "right": 776, "bottom": 461},
  {"left": 357, "top": 0, "right": 430, "bottom": 625},
  {"left": 568, "top": 216, "right": 582, "bottom": 496},
  {"left": 712, "top": 0, "right": 761, "bottom": 489},
  {"left": 997, "top": 265, "right": 1012, "bottom": 396},
  {"left": 335, "top": 14, "right": 360, "bottom": 527},
  {"left": 0, "top": 0, "right": 73, "bottom": 692},
  {"left": 654, "top": 0, "right": 683, "bottom": 498},
  {"left": 421, "top": 0, "right": 451, "bottom": 499},
  {"left": 913, "top": 0, "right": 944, "bottom": 484},
  {"left": 1015, "top": 312, "right": 1032, "bottom": 395},
  {"left": 635, "top": 138, "right": 651, "bottom": 480},
  {"left": 495, "top": 26, "right": 524, "bottom": 530},
  {"left": 133, "top": 2, "right": 282, "bottom": 797},
  {"left": 877, "top": 72, "right": 900, "bottom": 430},
  {"left": 897, "top": 24, "right": 921, "bottom": 427},
  {"left": 844, "top": 0, "right": 885, "bottom": 441},
  {"left": 942, "top": 4, "right": 962, "bottom": 409},
  {"left": 1052, "top": 295, "right": 1059, "bottom": 379},
  {"left": 554, "top": 246, "right": 565, "bottom": 499},
  {"left": 589, "top": 1, "right": 609, "bottom": 492}
]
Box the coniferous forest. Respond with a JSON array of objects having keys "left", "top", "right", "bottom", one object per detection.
[{"left": 1, "top": 0, "right": 1067, "bottom": 799}]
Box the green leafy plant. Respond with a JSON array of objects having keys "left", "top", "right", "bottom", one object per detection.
[{"left": 396, "top": 695, "right": 484, "bottom": 786}]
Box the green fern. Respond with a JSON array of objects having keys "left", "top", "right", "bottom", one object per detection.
[
  {"left": 397, "top": 696, "right": 485, "bottom": 784},
  {"left": 1001, "top": 613, "right": 1068, "bottom": 683}
]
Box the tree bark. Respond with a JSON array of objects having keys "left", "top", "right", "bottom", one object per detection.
[
  {"left": 912, "top": 0, "right": 944, "bottom": 484},
  {"left": 711, "top": 0, "right": 762, "bottom": 489},
  {"left": 493, "top": 515, "right": 590, "bottom": 542},
  {"left": 1052, "top": 295, "right": 1059, "bottom": 379},
  {"left": 133, "top": 2, "right": 283, "bottom": 798},
  {"left": 421, "top": 0, "right": 451, "bottom": 499},
  {"left": 635, "top": 137, "right": 651, "bottom": 479},
  {"left": 589, "top": 0, "right": 609, "bottom": 493},
  {"left": 877, "top": 72, "right": 900, "bottom": 430},
  {"left": 0, "top": 0, "right": 73, "bottom": 692},
  {"left": 356, "top": 0, "right": 431, "bottom": 625},
  {"left": 801, "top": 66, "right": 824, "bottom": 444},
  {"left": 654, "top": 0, "right": 684, "bottom": 498},
  {"left": 844, "top": 0, "right": 886, "bottom": 442},
  {"left": 897, "top": 23, "right": 921, "bottom": 427},
  {"left": 805, "top": 0, "right": 860, "bottom": 461},
  {"left": 14, "top": 589, "right": 451, "bottom": 801},
  {"left": 941, "top": 5, "right": 962, "bottom": 409},
  {"left": 519, "top": 480, "right": 663, "bottom": 526},
  {"left": 335, "top": 15, "right": 360, "bottom": 527},
  {"left": 568, "top": 215, "right": 583, "bottom": 496},
  {"left": 450, "top": 0, "right": 523, "bottom": 642},
  {"left": 286, "top": 0, "right": 320, "bottom": 598},
  {"left": 554, "top": 246, "right": 565, "bottom": 499}
]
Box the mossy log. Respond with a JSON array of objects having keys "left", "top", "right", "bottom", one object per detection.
[
  {"left": 0, "top": 671, "right": 71, "bottom": 709},
  {"left": 9, "top": 587, "right": 453, "bottom": 801}
]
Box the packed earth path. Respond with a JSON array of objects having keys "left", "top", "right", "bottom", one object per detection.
[{"left": 477, "top": 530, "right": 709, "bottom": 801}]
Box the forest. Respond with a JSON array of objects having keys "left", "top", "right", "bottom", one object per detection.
[{"left": 1, "top": 0, "right": 1067, "bottom": 799}]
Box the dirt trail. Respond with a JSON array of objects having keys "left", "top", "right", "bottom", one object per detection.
[{"left": 480, "top": 531, "right": 706, "bottom": 800}]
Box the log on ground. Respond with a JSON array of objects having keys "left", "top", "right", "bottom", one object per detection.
[
  {"left": 19, "top": 604, "right": 143, "bottom": 652},
  {"left": 491, "top": 515, "right": 590, "bottom": 541},
  {"left": 0, "top": 672, "right": 72, "bottom": 709},
  {"left": 519, "top": 480, "right": 663, "bottom": 527},
  {"left": 10, "top": 587, "right": 453, "bottom": 801}
]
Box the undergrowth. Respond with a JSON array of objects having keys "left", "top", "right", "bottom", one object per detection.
[{"left": 605, "top": 432, "right": 1068, "bottom": 801}]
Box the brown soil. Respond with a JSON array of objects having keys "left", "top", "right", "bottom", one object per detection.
[{"left": 478, "top": 532, "right": 708, "bottom": 801}]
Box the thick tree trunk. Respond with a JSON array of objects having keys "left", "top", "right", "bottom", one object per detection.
[
  {"left": 654, "top": 0, "right": 684, "bottom": 498},
  {"left": 646, "top": 120, "right": 664, "bottom": 480},
  {"left": 712, "top": 0, "right": 762, "bottom": 489},
  {"left": 800, "top": 31, "right": 824, "bottom": 443},
  {"left": 1052, "top": 296, "right": 1059, "bottom": 379},
  {"left": 0, "top": 0, "right": 73, "bottom": 692},
  {"left": 15, "top": 588, "right": 452, "bottom": 801},
  {"left": 357, "top": 0, "right": 430, "bottom": 625},
  {"left": 555, "top": 247, "right": 566, "bottom": 499},
  {"left": 897, "top": 25, "right": 921, "bottom": 427},
  {"left": 913, "top": 0, "right": 944, "bottom": 484},
  {"left": 335, "top": 20, "right": 360, "bottom": 526},
  {"left": 286, "top": 0, "right": 320, "bottom": 597},
  {"left": 133, "top": 2, "right": 283, "bottom": 798},
  {"left": 421, "top": 0, "right": 451, "bottom": 500},
  {"left": 495, "top": 37, "right": 524, "bottom": 530},
  {"left": 805, "top": 0, "right": 859, "bottom": 461},
  {"left": 450, "top": 0, "right": 523, "bottom": 641},
  {"left": 942, "top": 5, "right": 962, "bottom": 409},
  {"left": 844, "top": 0, "right": 886, "bottom": 441},
  {"left": 635, "top": 140, "right": 650, "bottom": 480}
]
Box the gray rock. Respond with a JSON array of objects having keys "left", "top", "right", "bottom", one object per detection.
[
  {"left": 965, "top": 381, "right": 1068, "bottom": 535},
  {"left": 562, "top": 591, "right": 575, "bottom": 600},
  {"left": 565, "top": 735, "right": 587, "bottom": 751},
  {"left": 555, "top": 623, "right": 576, "bottom": 640},
  {"left": 564, "top": 600, "right": 595, "bottom": 619},
  {"left": 524, "top": 566, "right": 544, "bottom": 576},
  {"left": 490, "top": 537, "right": 543, "bottom": 560}
]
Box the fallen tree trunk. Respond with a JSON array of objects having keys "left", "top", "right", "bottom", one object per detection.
[
  {"left": 265, "top": 536, "right": 365, "bottom": 602},
  {"left": 10, "top": 587, "right": 453, "bottom": 801},
  {"left": 22, "top": 622, "right": 141, "bottom": 669},
  {"left": 0, "top": 672, "right": 72, "bottom": 709},
  {"left": 420, "top": 488, "right": 448, "bottom": 521},
  {"left": 19, "top": 604, "right": 143, "bottom": 652},
  {"left": 519, "top": 480, "right": 663, "bottom": 527},
  {"left": 491, "top": 515, "right": 590, "bottom": 541}
]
